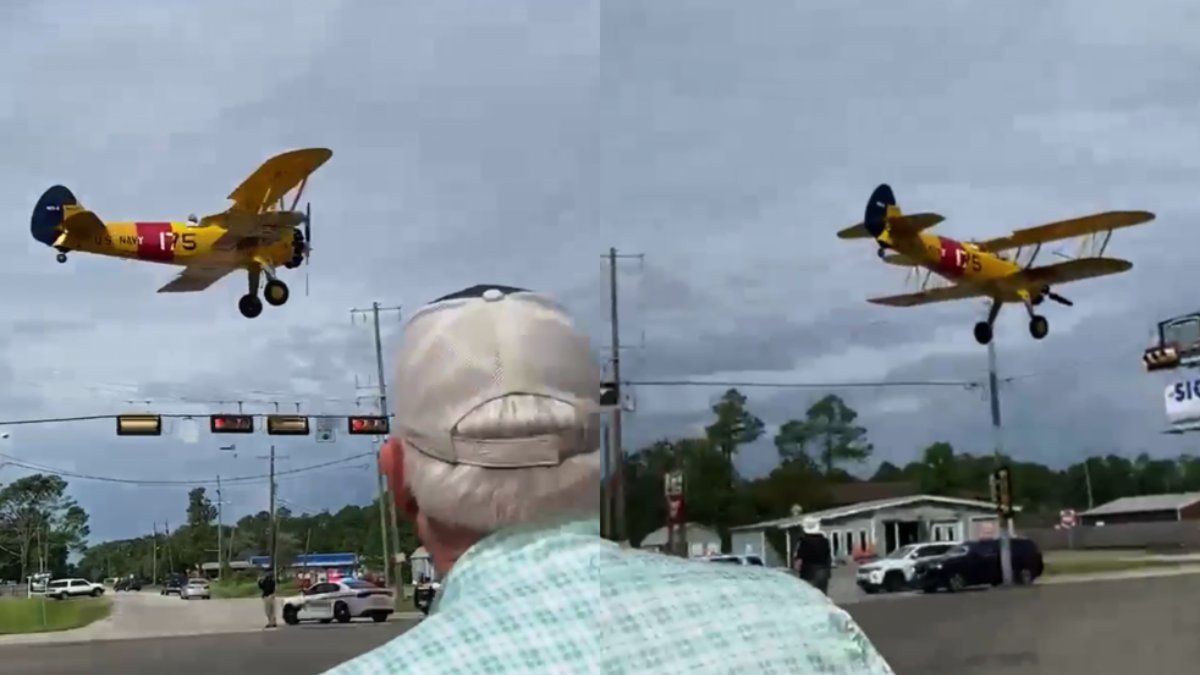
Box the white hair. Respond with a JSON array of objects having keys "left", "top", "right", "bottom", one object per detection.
[{"left": 403, "top": 394, "right": 600, "bottom": 533}]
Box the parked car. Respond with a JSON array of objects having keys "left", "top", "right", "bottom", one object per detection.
[
  {"left": 414, "top": 579, "right": 441, "bottom": 615},
  {"left": 702, "top": 554, "right": 766, "bottom": 566},
  {"left": 114, "top": 576, "right": 143, "bottom": 592},
  {"left": 45, "top": 578, "right": 105, "bottom": 599},
  {"left": 914, "top": 537, "right": 1044, "bottom": 592},
  {"left": 855, "top": 542, "right": 959, "bottom": 594},
  {"left": 180, "top": 578, "right": 211, "bottom": 600},
  {"left": 160, "top": 573, "right": 186, "bottom": 596},
  {"left": 279, "top": 579, "right": 394, "bottom": 625}
]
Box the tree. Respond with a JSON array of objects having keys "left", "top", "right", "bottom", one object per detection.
[
  {"left": 704, "top": 389, "right": 765, "bottom": 472},
  {"left": 797, "top": 394, "right": 873, "bottom": 475},
  {"left": 917, "top": 442, "right": 957, "bottom": 495},
  {"left": 774, "top": 420, "right": 816, "bottom": 467},
  {"left": 186, "top": 488, "right": 217, "bottom": 528},
  {"left": 0, "top": 474, "right": 89, "bottom": 581}
]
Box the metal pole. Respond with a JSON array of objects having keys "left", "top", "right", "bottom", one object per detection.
[
  {"left": 987, "top": 340, "right": 1014, "bottom": 587},
  {"left": 376, "top": 468, "right": 391, "bottom": 587},
  {"left": 1083, "top": 458, "right": 1095, "bottom": 510},
  {"left": 371, "top": 302, "right": 405, "bottom": 589},
  {"left": 151, "top": 522, "right": 157, "bottom": 586},
  {"left": 216, "top": 476, "right": 224, "bottom": 581},
  {"left": 605, "top": 247, "right": 626, "bottom": 544},
  {"left": 269, "top": 444, "right": 277, "bottom": 582}
]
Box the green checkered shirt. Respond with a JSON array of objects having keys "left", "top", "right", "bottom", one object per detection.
[{"left": 324, "top": 517, "right": 893, "bottom": 674}]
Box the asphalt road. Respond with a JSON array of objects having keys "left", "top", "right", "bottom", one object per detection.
[
  {"left": 4, "top": 574, "right": 1200, "bottom": 673},
  {"left": 847, "top": 573, "right": 1200, "bottom": 675},
  {"left": 0, "top": 620, "right": 417, "bottom": 674}
]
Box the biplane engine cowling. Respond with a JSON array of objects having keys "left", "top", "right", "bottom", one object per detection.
[{"left": 286, "top": 227, "right": 306, "bottom": 268}]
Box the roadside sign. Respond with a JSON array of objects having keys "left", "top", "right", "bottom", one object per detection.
[
  {"left": 315, "top": 416, "right": 336, "bottom": 443},
  {"left": 1059, "top": 509, "right": 1077, "bottom": 528}
]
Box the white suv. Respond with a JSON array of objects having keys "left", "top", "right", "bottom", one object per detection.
[
  {"left": 855, "top": 542, "right": 959, "bottom": 593},
  {"left": 45, "top": 578, "right": 105, "bottom": 599}
]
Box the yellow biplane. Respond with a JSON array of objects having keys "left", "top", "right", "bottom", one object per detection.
[
  {"left": 31, "top": 147, "right": 332, "bottom": 319},
  {"left": 838, "top": 184, "right": 1154, "bottom": 345}
]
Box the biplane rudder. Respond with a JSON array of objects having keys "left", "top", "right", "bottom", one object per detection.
[{"left": 30, "top": 185, "right": 78, "bottom": 247}]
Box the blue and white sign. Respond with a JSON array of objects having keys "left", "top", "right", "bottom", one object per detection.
[{"left": 1164, "top": 379, "right": 1200, "bottom": 425}]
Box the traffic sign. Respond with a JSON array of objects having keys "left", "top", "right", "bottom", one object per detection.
[
  {"left": 315, "top": 416, "right": 336, "bottom": 443},
  {"left": 210, "top": 414, "right": 254, "bottom": 434},
  {"left": 266, "top": 415, "right": 310, "bottom": 436},
  {"left": 117, "top": 414, "right": 161, "bottom": 436}
]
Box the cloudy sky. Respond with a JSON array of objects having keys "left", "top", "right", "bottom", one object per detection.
[{"left": 1, "top": 0, "right": 1197, "bottom": 544}]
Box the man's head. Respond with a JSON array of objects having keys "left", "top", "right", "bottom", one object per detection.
[
  {"left": 379, "top": 285, "right": 601, "bottom": 571},
  {"left": 801, "top": 517, "right": 821, "bottom": 535}
]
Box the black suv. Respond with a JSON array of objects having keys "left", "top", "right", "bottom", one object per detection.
[
  {"left": 160, "top": 573, "right": 186, "bottom": 596},
  {"left": 913, "top": 537, "right": 1043, "bottom": 592}
]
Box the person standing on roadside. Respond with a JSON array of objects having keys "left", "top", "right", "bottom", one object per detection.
[
  {"left": 258, "top": 571, "right": 277, "bottom": 629},
  {"left": 793, "top": 517, "right": 833, "bottom": 595}
]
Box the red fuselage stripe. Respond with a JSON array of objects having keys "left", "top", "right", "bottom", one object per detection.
[{"left": 135, "top": 222, "right": 175, "bottom": 262}]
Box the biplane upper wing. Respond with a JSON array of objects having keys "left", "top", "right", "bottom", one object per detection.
[
  {"left": 867, "top": 282, "right": 988, "bottom": 307},
  {"left": 156, "top": 264, "right": 237, "bottom": 293},
  {"left": 974, "top": 211, "right": 1154, "bottom": 253},
  {"left": 225, "top": 148, "right": 333, "bottom": 214},
  {"left": 996, "top": 257, "right": 1133, "bottom": 292}
]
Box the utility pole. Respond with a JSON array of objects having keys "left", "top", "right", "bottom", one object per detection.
[
  {"left": 602, "top": 248, "right": 641, "bottom": 544},
  {"left": 1083, "top": 458, "right": 1095, "bottom": 510},
  {"left": 351, "top": 302, "right": 404, "bottom": 589},
  {"left": 987, "top": 340, "right": 1015, "bottom": 587},
  {"left": 216, "top": 475, "right": 224, "bottom": 581},
  {"left": 269, "top": 446, "right": 276, "bottom": 581},
  {"left": 151, "top": 522, "right": 157, "bottom": 585}
]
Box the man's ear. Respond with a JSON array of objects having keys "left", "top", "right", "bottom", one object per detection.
[{"left": 381, "top": 436, "right": 419, "bottom": 520}]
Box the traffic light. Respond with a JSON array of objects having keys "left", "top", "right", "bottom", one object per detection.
[
  {"left": 117, "top": 414, "right": 162, "bottom": 436},
  {"left": 266, "top": 415, "right": 310, "bottom": 436},
  {"left": 347, "top": 416, "right": 389, "bottom": 435},
  {"left": 990, "top": 466, "right": 1014, "bottom": 517},
  {"left": 210, "top": 414, "right": 254, "bottom": 433}
]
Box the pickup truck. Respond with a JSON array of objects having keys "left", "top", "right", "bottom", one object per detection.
[{"left": 45, "top": 578, "right": 105, "bottom": 599}]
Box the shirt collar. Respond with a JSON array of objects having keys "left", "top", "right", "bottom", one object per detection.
[{"left": 430, "top": 513, "right": 600, "bottom": 612}]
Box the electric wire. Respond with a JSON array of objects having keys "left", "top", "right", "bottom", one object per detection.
[{"left": 0, "top": 451, "right": 375, "bottom": 487}]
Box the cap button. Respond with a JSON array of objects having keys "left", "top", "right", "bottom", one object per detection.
[{"left": 482, "top": 288, "right": 504, "bottom": 302}]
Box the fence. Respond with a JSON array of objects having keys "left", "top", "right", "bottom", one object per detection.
[{"left": 1022, "top": 521, "right": 1200, "bottom": 551}]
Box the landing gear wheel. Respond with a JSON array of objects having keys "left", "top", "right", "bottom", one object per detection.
[
  {"left": 973, "top": 321, "right": 993, "bottom": 345},
  {"left": 238, "top": 294, "right": 263, "bottom": 319},
  {"left": 1029, "top": 315, "right": 1049, "bottom": 340},
  {"left": 264, "top": 279, "right": 289, "bottom": 306},
  {"left": 56, "top": 253, "right": 67, "bottom": 263}
]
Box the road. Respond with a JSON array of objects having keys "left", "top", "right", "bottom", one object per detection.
[
  {"left": 0, "top": 621, "right": 416, "bottom": 674},
  {"left": 0, "top": 590, "right": 422, "bottom": 647},
  {"left": 4, "top": 574, "right": 1200, "bottom": 673},
  {"left": 847, "top": 573, "right": 1200, "bottom": 674}
]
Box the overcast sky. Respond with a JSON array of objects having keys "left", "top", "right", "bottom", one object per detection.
[{"left": 1, "top": 0, "right": 1198, "bottom": 545}]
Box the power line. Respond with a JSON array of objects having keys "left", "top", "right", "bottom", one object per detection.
[
  {"left": 0, "top": 412, "right": 392, "bottom": 427},
  {"left": 0, "top": 451, "right": 374, "bottom": 487},
  {"left": 628, "top": 379, "right": 981, "bottom": 389}
]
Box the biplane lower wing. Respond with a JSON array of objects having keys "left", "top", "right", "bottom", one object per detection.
[
  {"left": 157, "top": 264, "right": 237, "bottom": 293},
  {"left": 226, "top": 147, "right": 333, "bottom": 214},
  {"left": 997, "top": 257, "right": 1133, "bottom": 292},
  {"left": 975, "top": 211, "right": 1154, "bottom": 253},
  {"left": 867, "top": 282, "right": 988, "bottom": 307}
]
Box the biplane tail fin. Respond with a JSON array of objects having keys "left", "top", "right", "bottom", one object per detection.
[{"left": 31, "top": 185, "right": 78, "bottom": 247}]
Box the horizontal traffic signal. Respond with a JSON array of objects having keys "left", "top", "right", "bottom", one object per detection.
[
  {"left": 117, "top": 414, "right": 162, "bottom": 436},
  {"left": 348, "top": 416, "right": 389, "bottom": 435},
  {"left": 266, "top": 415, "right": 310, "bottom": 436},
  {"left": 210, "top": 414, "right": 254, "bottom": 433}
]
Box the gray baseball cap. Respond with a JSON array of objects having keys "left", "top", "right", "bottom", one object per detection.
[{"left": 394, "top": 285, "right": 601, "bottom": 469}]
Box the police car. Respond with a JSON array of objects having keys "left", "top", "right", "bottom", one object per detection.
[
  {"left": 855, "top": 542, "right": 959, "bottom": 593},
  {"left": 279, "top": 579, "right": 394, "bottom": 625}
]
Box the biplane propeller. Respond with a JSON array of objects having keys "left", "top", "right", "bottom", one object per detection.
[
  {"left": 838, "top": 183, "right": 1154, "bottom": 345},
  {"left": 31, "top": 148, "right": 331, "bottom": 318}
]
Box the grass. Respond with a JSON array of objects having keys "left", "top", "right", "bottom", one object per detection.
[
  {"left": 0, "top": 596, "right": 112, "bottom": 635},
  {"left": 209, "top": 578, "right": 299, "bottom": 599}
]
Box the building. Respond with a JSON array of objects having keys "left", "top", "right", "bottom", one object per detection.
[
  {"left": 1078, "top": 492, "right": 1200, "bottom": 526},
  {"left": 638, "top": 523, "right": 722, "bottom": 558},
  {"left": 730, "top": 494, "right": 1010, "bottom": 567}
]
